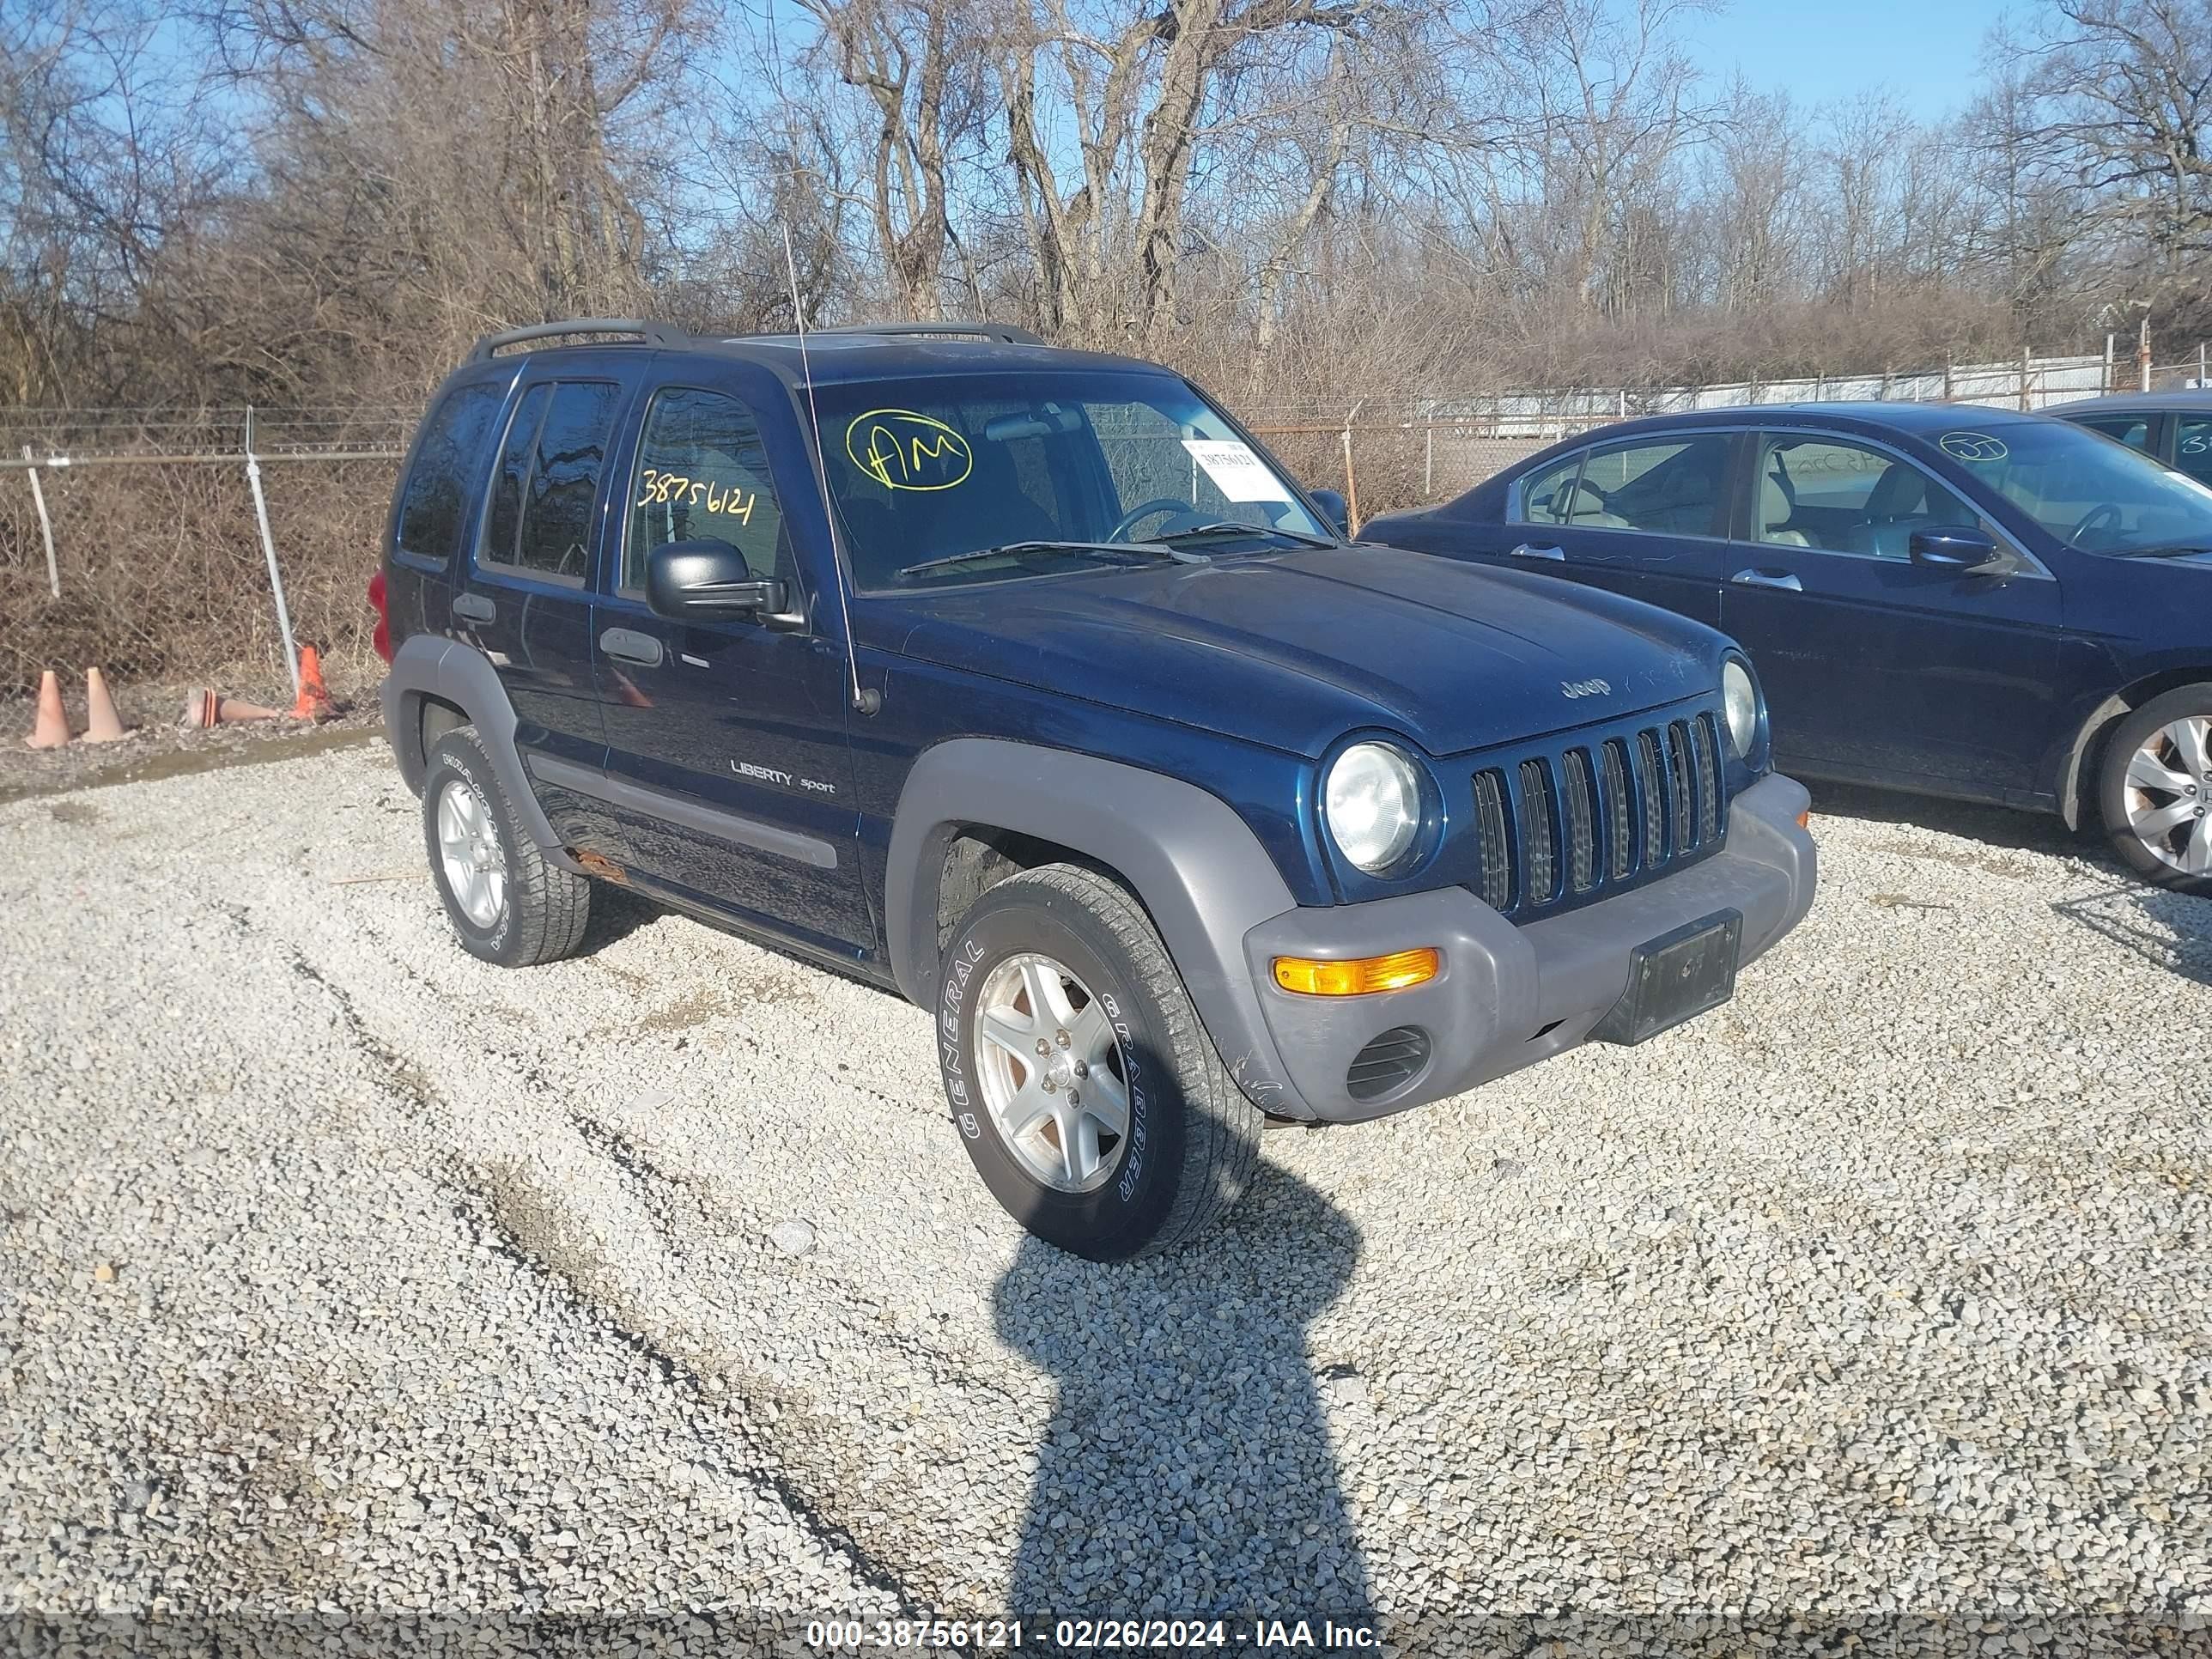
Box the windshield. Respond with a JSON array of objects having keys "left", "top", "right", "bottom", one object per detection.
[
  {"left": 811, "top": 370, "right": 1330, "bottom": 588},
  {"left": 1932, "top": 419, "right": 2212, "bottom": 553}
]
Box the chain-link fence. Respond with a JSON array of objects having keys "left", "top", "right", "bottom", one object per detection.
[{"left": 5, "top": 340, "right": 2205, "bottom": 697}]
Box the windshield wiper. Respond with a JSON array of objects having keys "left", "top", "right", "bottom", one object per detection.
[
  {"left": 896, "top": 539, "right": 1211, "bottom": 581},
  {"left": 1153, "top": 521, "right": 1340, "bottom": 550}
]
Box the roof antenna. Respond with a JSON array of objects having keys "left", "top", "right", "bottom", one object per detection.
[{"left": 783, "top": 223, "right": 881, "bottom": 717}]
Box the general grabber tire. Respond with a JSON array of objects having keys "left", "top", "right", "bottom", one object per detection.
[
  {"left": 2097, "top": 685, "right": 2212, "bottom": 896},
  {"left": 935, "top": 863, "right": 1262, "bottom": 1261},
  {"left": 422, "top": 726, "right": 592, "bottom": 967}
]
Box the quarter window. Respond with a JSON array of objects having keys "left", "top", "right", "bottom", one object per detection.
[
  {"left": 1753, "top": 434, "right": 1975, "bottom": 560},
  {"left": 480, "top": 380, "right": 622, "bottom": 581},
  {"left": 625, "top": 389, "right": 789, "bottom": 590},
  {"left": 396, "top": 381, "right": 504, "bottom": 565},
  {"left": 1516, "top": 453, "right": 1583, "bottom": 526}
]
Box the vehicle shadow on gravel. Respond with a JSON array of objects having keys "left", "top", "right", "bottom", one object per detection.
[
  {"left": 2051, "top": 881, "right": 2212, "bottom": 987},
  {"left": 1805, "top": 779, "right": 2088, "bottom": 860},
  {"left": 993, "top": 1161, "right": 1373, "bottom": 1623}
]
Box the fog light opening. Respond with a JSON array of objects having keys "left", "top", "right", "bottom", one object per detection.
[{"left": 1272, "top": 947, "right": 1440, "bottom": 997}]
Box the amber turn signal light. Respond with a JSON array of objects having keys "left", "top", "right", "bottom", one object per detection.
[
  {"left": 1272, "top": 947, "right": 1440, "bottom": 997},
  {"left": 1796, "top": 810, "right": 1812, "bottom": 829}
]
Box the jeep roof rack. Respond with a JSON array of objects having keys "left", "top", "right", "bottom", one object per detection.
[
  {"left": 814, "top": 320, "right": 1047, "bottom": 347},
  {"left": 469, "top": 319, "right": 690, "bottom": 361}
]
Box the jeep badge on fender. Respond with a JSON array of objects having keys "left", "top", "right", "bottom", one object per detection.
[{"left": 374, "top": 317, "right": 1817, "bottom": 1261}]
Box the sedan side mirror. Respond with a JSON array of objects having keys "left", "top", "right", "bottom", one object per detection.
[
  {"left": 1308, "top": 488, "right": 1349, "bottom": 538},
  {"left": 1908, "top": 525, "right": 2010, "bottom": 575},
  {"left": 646, "top": 538, "right": 788, "bottom": 621}
]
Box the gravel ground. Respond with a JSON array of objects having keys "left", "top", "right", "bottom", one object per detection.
[{"left": 2, "top": 740, "right": 2209, "bottom": 1654}]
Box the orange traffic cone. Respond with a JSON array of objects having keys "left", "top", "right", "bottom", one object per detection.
[
  {"left": 289, "top": 644, "right": 334, "bottom": 721},
  {"left": 24, "top": 670, "right": 70, "bottom": 749},
  {"left": 83, "top": 667, "right": 127, "bottom": 743},
  {"left": 181, "top": 689, "right": 283, "bottom": 729}
]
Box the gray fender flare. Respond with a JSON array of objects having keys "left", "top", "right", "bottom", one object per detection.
[
  {"left": 380, "top": 634, "right": 564, "bottom": 852},
  {"left": 885, "top": 738, "right": 1308, "bottom": 1115}
]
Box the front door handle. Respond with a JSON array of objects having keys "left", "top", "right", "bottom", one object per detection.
[
  {"left": 1730, "top": 568, "right": 1802, "bottom": 592},
  {"left": 451, "top": 592, "right": 495, "bottom": 624},
  {"left": 1510, "top": 543, "right": 1566, "bottom": 562},
  {"left": 599, "top": 627, "right": 664, "bottom": 667}
]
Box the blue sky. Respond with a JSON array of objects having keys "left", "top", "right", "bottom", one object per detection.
[{"left": 1683, "top": 0, "right": 2014, "bottom": 120}]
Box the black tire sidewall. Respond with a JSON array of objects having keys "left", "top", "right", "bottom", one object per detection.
[
  {"left": 2098, "top": 689, "right": 2212, "bottom": 892},
  {"left": 422, "top": 732, "right": 525, "bottom": 963},
  {"left": 938, "top": 887, "right": 1188, "bottom": 1261}
]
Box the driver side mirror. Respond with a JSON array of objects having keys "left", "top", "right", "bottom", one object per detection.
[
  {"left": 1908, "top": 526, "right": 2010, "bottom": 575},
  {"left": 646, "top": 539, "right": 789, "bottom": 622},
  {"left": 1308, "top": 488, "right": 1349, "bottom": 538}
]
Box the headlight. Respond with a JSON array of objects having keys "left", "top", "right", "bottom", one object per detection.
[
  {"left": 1722, "top": 659, "right": 1759, "bottom": 758},
  {"left": 1324, "top": 742, "right": 1422, "bottom": 873}
]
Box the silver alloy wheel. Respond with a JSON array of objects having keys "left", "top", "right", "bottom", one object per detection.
[
  {"left": 2123, "top": 714, "right": 2212, "bottom": 875},
  {"left": 435, "top": 775, "right": 508, "bottom": 929},
  {"left": 972, "top": 951, "right": 1133, "bottom": 1194}
]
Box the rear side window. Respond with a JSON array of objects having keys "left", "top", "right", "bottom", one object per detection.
[
  {"left": 2077, "top": 415, "right": 2152, "bottom": 452},
  {"left": 624, "top": 388, "right": 789, "bottom": 590},
  {"left": 479, "top": 380, "right": 623, "bottom": 582},
  {"left": 1576, "top": 436, "right": 1729, "bottom": 535},
  {"left": 395, "top": 381, "right": 504, "bottom": 564}
]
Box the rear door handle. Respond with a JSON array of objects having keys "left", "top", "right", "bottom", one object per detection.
[
  {"left": 599, "top": 627, "right": 664, "bottom": 667},
  {"left": 451, "top": 592, "right": 495, "bottom": 624},
  {"left": 1730, "top": 568, "right": 1802, "bottom": 592},
  {"left": 1510, "top": 543, "right": 1565, "bottom": 562}
]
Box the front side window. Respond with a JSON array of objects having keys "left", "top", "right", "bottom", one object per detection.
[
  {"left": 397, "top": 380, "right": 505, "bottom": 564},
  {"left": 811, "top": 370, "right": 1328, "bottom": 589},
  {"left": 481, "top": 380, "right": 622, "bottom": 581},
  {"left": 624, "top": 388, "right": 789, "bottom": 591},
  {"left": 1754, "top": 434, "right": 1976, "bottom": 560},
  {"left": 1929, "top": 418, "right": 2212, "bottom": 553}
]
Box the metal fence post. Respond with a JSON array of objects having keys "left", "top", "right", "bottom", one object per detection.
[
  {"left": 2139, "top": 317, "right": 2153, "bottom": 392},
  {"left": 22, "top": 445, "right": 58, "bottom": 599},
  {"left": 1424, "top": 425, "right": 1433, "bottom": 498},
  {"left": 243, "top": 406, "right": 303, "bottom": 699},
  {"left": 2105, "top": 333, "right": 2115, "bottom": 395},
  {"left": 2021, "top": 348, "right": 2033, "bottom": 412},
  {"left": 1340, "top": 401, "right": 1363, "bottom": 536}
]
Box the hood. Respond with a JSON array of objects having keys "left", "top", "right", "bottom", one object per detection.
[{"left": 872, "top": 545, "right": 1725, "bottom": 759}]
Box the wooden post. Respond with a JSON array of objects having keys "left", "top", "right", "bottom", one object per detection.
[
  {"left": 2021, "top": 347, "right": 2033, "bottom": 412},
  {"left": 1942, "top": 362, "right": 1954, "bottom": 402},
  {"left": 22, "top": 445, "right": 58, "bottom": 599}
]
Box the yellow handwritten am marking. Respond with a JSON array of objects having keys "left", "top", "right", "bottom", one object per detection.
[{"left": 846, "top": 410, "right": 973, "bottom": 491}]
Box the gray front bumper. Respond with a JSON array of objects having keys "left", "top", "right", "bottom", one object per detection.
[{"left": 1239, "top": 773, "right": 1817, "bottom": 1122}]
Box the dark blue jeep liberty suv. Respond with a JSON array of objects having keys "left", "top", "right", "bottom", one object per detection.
[{"left": 374, "top": 319, "right": 1818, "bottom": 1259}]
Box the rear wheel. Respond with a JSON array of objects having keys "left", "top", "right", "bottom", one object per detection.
[
  {"left": 936, "top": 864, "right": 1261, "bottom": 1260},
  {"left": 422, "top": 726, "right": 592, "bottom": 965},
  {"left": 2098, "top": 686, "right": 2212, "bottom": 896}
]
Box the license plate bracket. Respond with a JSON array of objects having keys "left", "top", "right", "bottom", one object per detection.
[{"left": 1591, "top": 908, "right": 1742, "bottom": 1046}]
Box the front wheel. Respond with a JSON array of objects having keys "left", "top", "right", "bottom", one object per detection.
[
  {"left": 2098, "top": 686, "right": 2212, "bottom": 895},
  {"left": 935, "top": 864, "right": 1261, "bottom": 1260}
]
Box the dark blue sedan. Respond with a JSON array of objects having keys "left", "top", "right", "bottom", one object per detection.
[{"left": 1363, "top": 403, "right": 2212, "bottom": 892}]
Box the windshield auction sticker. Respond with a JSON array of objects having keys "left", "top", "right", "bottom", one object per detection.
[
  {"left": 1939, "top": 431, "right": 2009, "bottom": 463},
  {"left": 1182, "top": 438, "right": 1291, "bottom": 502},
  {"left": 848, "top": 410, "right": 974, "bottom": 491}
]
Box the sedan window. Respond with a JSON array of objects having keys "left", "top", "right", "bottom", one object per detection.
[
  {"left": 1936, "top": 418, "right": 2212, "bottom": 552},
  {"left": 1516, "top": 436, "right": 1729, "bottom": 535},
  {"left": 1754, "top": 435, "right": 1976, "bottom": 561},
  {"left": 2178, "top": 417, "right": 2212, "bottom": 487}
]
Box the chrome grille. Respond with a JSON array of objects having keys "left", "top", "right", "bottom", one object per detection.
[{"left": 1471, "top": 708, "right": 1728, "bottom": 918}]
